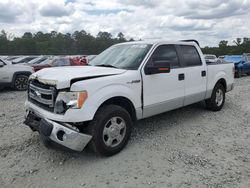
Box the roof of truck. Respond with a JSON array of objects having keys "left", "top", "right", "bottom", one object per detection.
[{"left": 117, "top": 40, "right": 199, "bottom": 46}]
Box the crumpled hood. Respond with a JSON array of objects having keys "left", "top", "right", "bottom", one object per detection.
[{"left": 31, "top": 66, "right": 126, "bottom": 89}]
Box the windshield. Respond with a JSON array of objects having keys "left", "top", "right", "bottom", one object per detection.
[
  {"left": 89, "top": 43, "right": 152, "bottom": 70},
  {"left": 224, "top": 56, "right": 243, "bottom": 63}
]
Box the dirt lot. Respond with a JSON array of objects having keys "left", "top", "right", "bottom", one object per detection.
[{"left": 0, "top": 77, "right": 250, "bottom": 188}]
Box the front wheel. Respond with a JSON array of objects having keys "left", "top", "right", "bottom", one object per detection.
[
  {"left": 206, "top": 83, "right": 225, "bottom": 111},
  {"left": 87, "top": 105, "right": 132, "bottom": 156},
  {"left": 14, "top": 74, "right": 29, "bottom": 91}
]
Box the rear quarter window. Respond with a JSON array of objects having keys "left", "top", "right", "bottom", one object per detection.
[{"left": 179, "top": 45, "right": 202, "bottom": 66}]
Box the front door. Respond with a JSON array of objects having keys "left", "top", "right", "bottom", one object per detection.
[{"left": 142, "top": 44, "right": 185, "bottom": 118}]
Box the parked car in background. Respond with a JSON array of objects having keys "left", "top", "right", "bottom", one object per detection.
[
  {"left": 31, "top": 57, "right": 86, "bottom": 72},
  {"left": 12, "top": 56, "right": 37, "bottom": 64},
  {"left": 22, "top": 56, "right": 48, "bottom": 65},
  {"left": 223, "top": 55, "right": 250, "bottom": 77},
  {"left": 5, "top": 56, "right": 20, "bottom": 61},
  {"left": 204, "top": 54, "right": 218, "bottom": 63},
  {"left": 0, "top": 58, "right": 34, "bottom": 90},
  {"left": 0, "top": 56, "right": 8, "bottom": 60}
]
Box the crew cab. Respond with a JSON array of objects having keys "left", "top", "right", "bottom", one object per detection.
[
  {"left": 24, "top": 41, "right": 234, "bottom": 156},
  {"left": 0, "top": 59, "right": 34, "bottom": 90}
]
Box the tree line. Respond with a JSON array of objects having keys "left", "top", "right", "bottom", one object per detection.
[
  {"left": 0, "top": 30, "right": 131, "bottom": 55},
  {"left": 0, "top": 30, "right": 249, "bottom": 56},
  {"left": 202, "top": 38, "right": 250, "bottom": 56}
]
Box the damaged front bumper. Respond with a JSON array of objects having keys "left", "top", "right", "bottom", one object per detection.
[{"left": 24, "top": 111, "right": 92, "bottom": 151}]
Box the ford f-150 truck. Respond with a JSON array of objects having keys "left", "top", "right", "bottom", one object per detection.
[{"left": 24, "top": 41, "right": 234, "bottom": 156}]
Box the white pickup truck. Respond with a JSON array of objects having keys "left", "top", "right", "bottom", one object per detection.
[{"left": 24, "top": 41, "right": 234, "bottom": 156}]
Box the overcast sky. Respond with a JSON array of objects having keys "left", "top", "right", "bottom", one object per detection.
[{"left": 0, "top": 0, "right": 249, "bottom": 47}]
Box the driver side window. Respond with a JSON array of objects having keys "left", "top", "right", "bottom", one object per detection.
[{"left": 149, "top": 45, "right": 180, "bottom": 68}]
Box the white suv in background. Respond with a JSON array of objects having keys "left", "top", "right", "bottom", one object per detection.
[
  {"left": 204, "top": 54, "right": 218, "bottom": 63},
  {"left": 0, "top": 59, "right": 34, "bottom": 90}
]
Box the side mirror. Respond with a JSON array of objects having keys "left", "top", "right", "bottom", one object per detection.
[
  {"left": 145, "top": 58, "right": 171, "bottom": 75},
  {"left": 0, "top": 61, "right": 4, "bottom": 67}
]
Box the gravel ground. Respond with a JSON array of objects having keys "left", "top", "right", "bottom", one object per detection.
[{"left": 0, "top": 77, "right": 250, "bottom": 188}]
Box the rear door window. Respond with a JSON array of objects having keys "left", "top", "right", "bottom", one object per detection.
[{"left": 179, "top": 45, "right": 202, "bottom": 66}]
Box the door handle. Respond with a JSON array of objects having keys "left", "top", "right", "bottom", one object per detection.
[
  {"left": 178, "top": 73, "right": 185, "bottom": 81},
  {"left": 201, "top": 70, "right": 206, "bottom": 77}
]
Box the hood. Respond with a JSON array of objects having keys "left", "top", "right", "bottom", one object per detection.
[
  {"left": 13, "top": 64, "right": 33, "bottom": 69},
  {"left": 31, "top": 66, "right": 126, "bottom": 89},
  {"left": 9, "top": 63, "right": 34, "bottom": 72}
]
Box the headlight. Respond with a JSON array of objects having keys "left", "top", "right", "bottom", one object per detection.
[{"left": 55, "top": 91, "right": 88, "bottom": 114}]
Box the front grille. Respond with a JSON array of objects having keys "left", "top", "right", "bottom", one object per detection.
[{"left": 28, "top": 80, "right": 57, "bottom": 112}]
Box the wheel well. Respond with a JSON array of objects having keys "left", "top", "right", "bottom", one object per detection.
[
  {"left": 12, "top": 71, "right": 32, "bottom": 86},
  {"left": 99, "top": 97, "right": 137, "bottom": 121},
  {"left": 216, "top": 78, "right": 227, "bottom": 91}
]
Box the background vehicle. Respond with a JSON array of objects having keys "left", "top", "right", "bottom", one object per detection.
[
  {"left": 0, "top": 59, "right": 34, "bottom": 90},
  {"left": 204, "top": 54, "right": 218, "bottom": 63},
  {"left": 22, "top": 56, "right": 48, "bottom": 65},
  {"left": 24, "top": 41, "right": 234, "bottom": 156},
  {"left": 31, "top": 57, "right": 86, "bottom": 72},
  {"left": 5, "top": 56, "right": 20, "bottom": 61},
  {"left": 12, "top": 56, "right": 37, "bottom": 64},
  {"left": 223, "top": 55, "right": 250, "bottom": 77}
]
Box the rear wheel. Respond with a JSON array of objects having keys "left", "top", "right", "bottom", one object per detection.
[
  {"left": 206, "top": 83, "right": 225, "bottom": 111},
  {"left": 14, "top": 74, "right": 29, "bottom": 91},
  {"left": 87, "top": 105, "right": 132, "bottom": 156}
]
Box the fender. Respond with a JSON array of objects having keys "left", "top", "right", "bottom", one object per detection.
[
  {"left": 85, "top": 84, "right": 141, "bottom": 120},
  {"left": 206, "top": 71, "right": 226, "bottom": 99}
]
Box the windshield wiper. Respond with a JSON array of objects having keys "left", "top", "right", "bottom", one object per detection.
[{"left": 96, "top": 64, "right": 118, "bottom": 68}]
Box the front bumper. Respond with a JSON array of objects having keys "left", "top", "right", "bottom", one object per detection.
[
  {"left": 25, "top": 100, "right": 96, "bottom": 123},
  {"left": 24, "top": 111, "right": 92, "bottom": 151}
]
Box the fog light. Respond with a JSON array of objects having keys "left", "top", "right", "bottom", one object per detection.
[{"left": 57, "top": 130, "right": 66, "bottom": 141}]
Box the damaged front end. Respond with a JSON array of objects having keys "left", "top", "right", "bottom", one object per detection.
[{"left": 24, "top": 111, "right": 92, "bottom": 151}]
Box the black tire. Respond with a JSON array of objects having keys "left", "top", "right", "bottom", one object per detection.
[
  {"left": 87, "top": 105, "right": 132, "bottom": 156},
  {"left": 247, "top": 72, "right": 250, "bottom": 76},
  {"left": 13, "top": 74, "right": 29, "bottom": 91},
  {"left": 205, "top": 83, "right": 225, "bottom": 111}
]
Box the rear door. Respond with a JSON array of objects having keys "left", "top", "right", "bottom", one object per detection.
[
  {"left": 176, "top": 45, "right": 207, "bottom": 105},
  {"left": 142, "top": 44, "right": 185, "bottom": 118}
]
